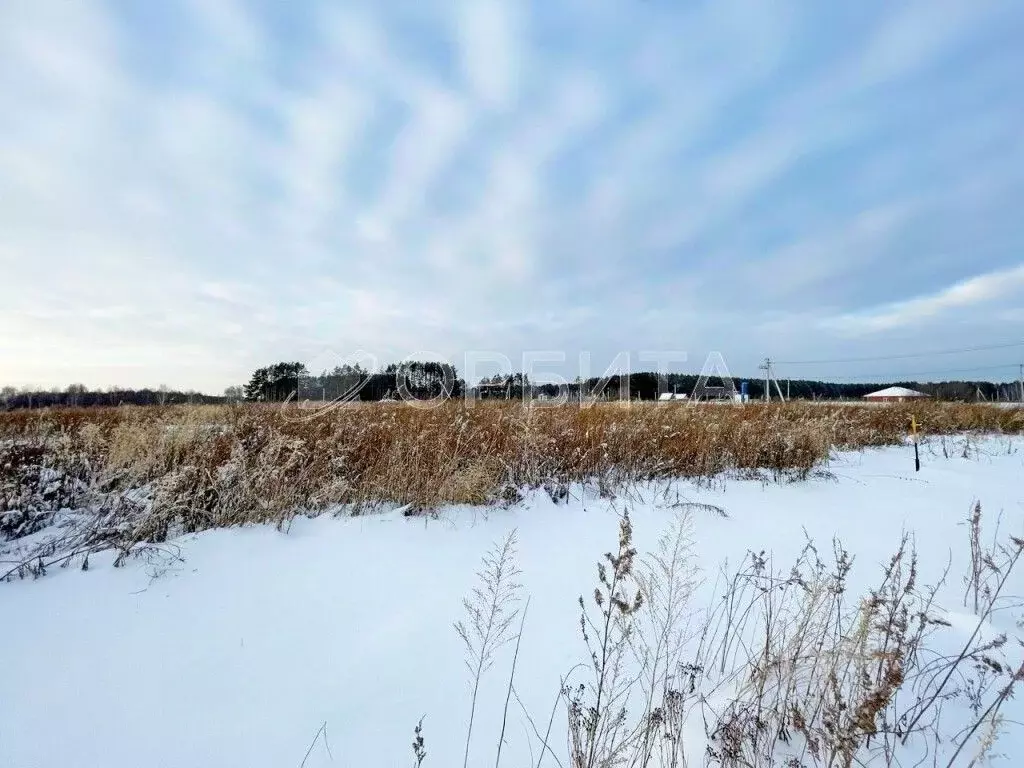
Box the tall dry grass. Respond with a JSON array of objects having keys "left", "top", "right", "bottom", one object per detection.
[
  {"left": 1, "top": 401, "right": 1021, "bottom": 563},
  {"left": 424, "top": 502, "right": 1024, "bottom": 768}
]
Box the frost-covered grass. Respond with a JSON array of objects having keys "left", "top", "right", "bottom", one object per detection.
[
  {"left": 2, "top": 437, "right": 1023, "bottom": 767},
  {"left": 1, "top": 401, "right": 1022, "bottom": 569}
]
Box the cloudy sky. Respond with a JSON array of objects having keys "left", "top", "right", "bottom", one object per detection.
[{"left": 2, "top": 0, "right": 1023, "bottom": 392}]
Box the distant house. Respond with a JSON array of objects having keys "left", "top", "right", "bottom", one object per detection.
[
  {"left": 658, "top": 392, "right": 689, "bottom": 402},
  {"left": 475, "top": 379, "right": 512, "bottom": 400},
  {"left": 693, "top": 385, "right": 731, "bottom": 402},
  {"left": 862, "top": 386, "right": 930, "bottom": 403}
]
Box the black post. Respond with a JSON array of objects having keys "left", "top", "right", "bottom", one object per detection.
[{"left": 911, "top": 415, "right": 921, "bottom": 472}]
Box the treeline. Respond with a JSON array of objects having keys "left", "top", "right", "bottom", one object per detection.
[
  {"left": 2, "top": 365, "right": 1020, "bottom": 411},
  {"left": 0, "top": 384, "right": 225, "bottom": 411},
  {"left": 753, "top": 378, "right": 1022, "bottom": 402},
  {"left": 569, "top": 374, "right": 1022, "bottom": 402},
  {"left": 246, "top": 361, "right": 465, "bottom": 403}
]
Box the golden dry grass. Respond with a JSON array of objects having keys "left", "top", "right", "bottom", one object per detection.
[{"left": 1, "top": 401, "right": 1021, "bottom": 540}]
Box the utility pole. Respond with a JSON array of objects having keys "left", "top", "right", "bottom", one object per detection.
[
  {"left": 1019, "top": 363, "right": 1023, "bottom": 403},
  {"left": 759, "top": 358, "right": 787, "bottom": 403}
]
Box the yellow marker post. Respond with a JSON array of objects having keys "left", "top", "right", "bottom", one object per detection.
[{"left": 910, "top": 415, "right": 920, "bottom": 472}]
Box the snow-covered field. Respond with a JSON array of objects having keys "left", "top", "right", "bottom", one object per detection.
[{"left": 2, "top": 436, "right": 1023, "bottom": 767}]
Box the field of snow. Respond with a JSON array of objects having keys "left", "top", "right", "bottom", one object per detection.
[{"left": 2, "top": 435, "right": 1023, "bottom": 767}]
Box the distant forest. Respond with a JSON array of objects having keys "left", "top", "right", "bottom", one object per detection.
[
  {"left": 2, "top": 360, "right": 1021, "bottom": 410},
  {"left": 0, "top": 384, "right": 224, "bottom": 410}
]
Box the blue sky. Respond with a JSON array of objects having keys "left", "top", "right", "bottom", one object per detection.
[{"left": 1, "top": 0, "right": 1023, "bottom": 391}]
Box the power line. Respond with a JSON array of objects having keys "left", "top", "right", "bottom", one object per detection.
[
  {"left": 758, "top": 357, "right": 785, "bottom": 402},
  {"left": 816, "top": 363, "right": 1019, "bottom": 382},
  {"left": 776, "top": 340, "right": 1024, "bottom": 366}
]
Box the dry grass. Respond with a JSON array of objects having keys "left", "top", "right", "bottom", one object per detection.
[
  {"left": 1, "top": 401, "right": 1021, "bottom": 562},
  {"left": 426, "top": 502, "right": 1024, "bottom": 768},
  {"left": 3, "top": 400, "right": 1023, "bottom": 763}
]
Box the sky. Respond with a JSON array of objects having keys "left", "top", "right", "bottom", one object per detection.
[{"left": 1, "top": 0, "right": 1023, "bottom": 393}]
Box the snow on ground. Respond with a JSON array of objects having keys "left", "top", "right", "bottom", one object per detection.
[{"left": 2, "top": 436, "right": 1023, "bottom": 767}]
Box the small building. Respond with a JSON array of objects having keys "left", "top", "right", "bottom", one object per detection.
[
  {"left": 658, "top": 392, "right": 688, "bottom": 402},
  {"left": 475, "top": 379, "right": 512, "bottom": 400},
  {"left": 693, "top": 385, "right": 731, "bottom": 402},
  {"left": 862, "top": 386, "right": 930, "bottom": 403}
]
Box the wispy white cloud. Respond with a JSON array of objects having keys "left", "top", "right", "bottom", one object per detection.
[
  {"left": 740, "top": 200, "right": 920, "bottom": 303},
  {"left": 0, "top": 0, "right": 1021, "bottom": 389},
  {"left": 825, "top": 263, "right": 1024, "bottom": 334},
  {"left": 184, "top": 0, "right": 264, "bottom": 61},
  {"left": 456, "top": 0, "right": 523, "bottom": 110}
]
